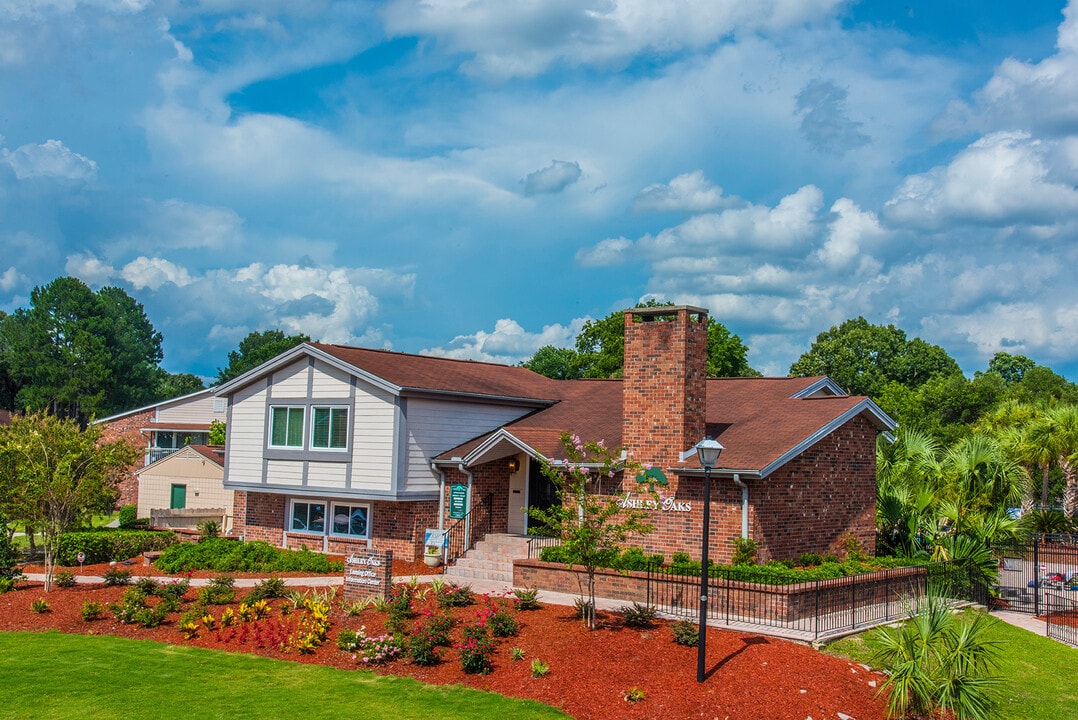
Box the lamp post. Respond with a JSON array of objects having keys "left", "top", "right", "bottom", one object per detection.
[{"left": 695, "top": 437, "right": 723, "bottom": 684}]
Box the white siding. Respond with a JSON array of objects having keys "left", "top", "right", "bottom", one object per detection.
[
  {"left": 310, "top": 361, "right": 353, "bottom": 397},
  {"left": 266, "top": 460, "right": 304, "bottom": 486},
  {"left": 157, "top": 393, "right": 225, "bottom": 424},
  {"left": 224, "top": 380, "right": 268, "bottom": 485},
  {"left": 307, "top": 463, "right": 348, "bottom": 490},
  {"left": 136, "top": 449, "right": 233, "bottom": 529},
  {"left": 270, "top": 360, "right": 310, "bottom": 398},
  {"left": 351, "top": 382, "right": 396, "bottom": 492},
  {"left": 401, "top": 399, "right": 532, "bottom": 493}
]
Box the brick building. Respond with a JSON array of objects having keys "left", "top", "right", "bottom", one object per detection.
[{"left": 216, "top": 306, "right": 894, "bottom": 564}]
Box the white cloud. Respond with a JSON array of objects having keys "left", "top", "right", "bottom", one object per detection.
[
  {"left": 422, "top": 316, "right": 589, "bottom": 363},
  {"left": 0, "top": 266, "right": 25, "bottom": 292},
  {"left": 382, "top": 0, "right": 845, "bottom": 78},
  {"left": 0, "top": 139, "right": 97, "bottom": 181},
  {"left": 631, "top": 171, "right": 730, "bottom": 213},
  {"left": 816, "top": 198, "right": 885, "bottom": 271},
  {"left": 65, "top": 254, "right": 117, "bottom": 286},
  {"left": 885, "top": 131, "right": 1078, "bottom": 229},
  {"left": 795, "top": 79, "right": 869, "bottom": 154},
  {"left": 523, "top": 160, "right": 582, "bottom": 196},
  {"left": 121, "top": 256, "right": 194, "bottom": 290},
  {"left": 576, "top": 237, "right": 633, "bottom": 267}
]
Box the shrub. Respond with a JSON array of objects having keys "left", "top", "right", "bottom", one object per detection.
[
  {"left": 81, "top": 600, "right": 105, "bottom": 621},
  {"left": 530, "top": 659, "right": 550, "bottom": 678},
  {"left": 158, "top": 578, "right": 190, "bottom": 603},
  {"left": 245, "top": 577, "right": 288, "bottom": 603},
  {"left": 513, "top": 587, "right": 541, "bottom": 611},
  {"left": 731, "top": 537, "right": 758, "bottom": 566},
  {"left": 671, "top": 551, "right": 692, "bottom": 565},
  {"left": 871, "top": 597, "right": 1001, "bottom": 720},
  {"left": 435, "top": 583, "right": 475, "bottom": 609},
  {"left": 457, "top": 623, "right": 496, "bottom": 675},
  {"left": 843, "top": 533, "right": 868, "bottom": 562},
  {"left": 336, "top": 628, "right": 363, "bottom": 652},
  {"left": 356, "top": 634, "right": 401, "bottom": 665},
  {"left": 799, "top": 552, "right": 823, "bottom": 567},
  {"left": 671, "top": 619, "right": 698, "bottom": 647},
  {"left": 0, "top": 515, "right": 22, "bottom": 582},
  {"left": 117, "top": 505, "right": 138, "bottom": 529},
  {"left": 488, "top": 607, "right": 519, "bottom": 638},
  {"left": 624, "top": 687, "right": 646, "bottom": 702},
  {"left": 510, "top": 647, "right": 526, "bottom": 661},
  {"left": 198, "top": 575, "right": 236, "bottom": 605},
  {"left": 30, "top": 598, "right": 50, "bottom": 613},
  {"left": 154, "top": 538, "right": 342, "bottom": 574},
  {"left": 54, "top": 570, "right": 77, "bottom": 588},
  {"left": 620, "top": 602, "right": 657, "bottom": 628},
  {"left": 57, "top": 529, "right": 176, "bottom": 566},
  {"left": 134, "top": 577, "right": 160, "bottom": 595},
  {"left": 102, "top": 568, "right": 132, "bottom": 586},
  {"left": 197, "top": 520, "right": 221, "bottom": 540}
]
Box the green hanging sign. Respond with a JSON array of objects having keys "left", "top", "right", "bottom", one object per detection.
[{"left": 449, "top": 484, "right": 468, "bottom": 519}]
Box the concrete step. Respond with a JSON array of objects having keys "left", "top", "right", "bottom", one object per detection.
[{"left": 443, "top": 533, "right": 530, "bottom": 585}]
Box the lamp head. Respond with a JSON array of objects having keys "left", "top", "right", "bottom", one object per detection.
[{"left": 694, "top": 437, "right": 724, "bottom": 470}]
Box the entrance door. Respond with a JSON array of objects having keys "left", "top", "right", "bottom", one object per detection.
[
  {"left": 170, "top": 484, "right": 187, "bottom": 510},
  {"left": 526, "top": 458, "right": 558, "bottom": 535},
  {"left": 507, "top": 456, "right": 527, "bottom": 535}
]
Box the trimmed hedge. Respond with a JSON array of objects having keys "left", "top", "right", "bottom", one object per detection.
[
  {"left": 57, "top": 529, "right": 178, "bottom": 566},
  {"left": 153, "top": 538, "right": 343, "bottom": 574}
]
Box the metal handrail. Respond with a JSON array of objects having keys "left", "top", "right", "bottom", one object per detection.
[{"left": 442, "top": 491, "right": 493, "bottom": 570}]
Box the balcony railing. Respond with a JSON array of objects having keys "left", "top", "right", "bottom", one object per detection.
[{"left": 144, "top": 447, "right": 180, "bottom": 466}]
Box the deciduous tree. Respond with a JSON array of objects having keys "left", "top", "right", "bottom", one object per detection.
[
  {"left": 0, "top": 412, "right": 140, "bottom": 590},
  {"left": 216, "top": 330, "right": 311, "bottom": 385}
]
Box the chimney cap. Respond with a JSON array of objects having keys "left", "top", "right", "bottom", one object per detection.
[{"left": 625, "top": 304, "right": 708, "bottom": 318}]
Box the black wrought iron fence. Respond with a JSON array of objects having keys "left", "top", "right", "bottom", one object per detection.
[
  {"left": 525, "top": 534, "right": 561, "bottom": 559},
  {"left": 992, "top": 536, "right": 1078, "bottom": 615},
  {"left": 1045, "top": 590, "right": 1078, "bottom": 647},
  {"left": 643, "top": 561, "right": 979, "bottom": 641}
]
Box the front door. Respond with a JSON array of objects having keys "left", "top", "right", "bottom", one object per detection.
[
  {"left": 170, "top": 484, "right": 187, "bottom": 510},
  {"left": 507, "top": 456, "right": 527, "bottom": 534},
  {"left": 526, "top": 458, "right": 558, "bottom": 535}
]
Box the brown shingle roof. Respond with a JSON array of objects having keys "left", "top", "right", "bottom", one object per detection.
[
  {"left": 438, "top": 375, "right": 888, "bottom": 475},
  {"left": 310, "top": 343, "right": 561, "bottom": 402}
]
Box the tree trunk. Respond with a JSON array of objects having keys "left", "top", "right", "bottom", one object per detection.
[{"left": 1061, "top": 456, "right": 1077, "bottom": 519}]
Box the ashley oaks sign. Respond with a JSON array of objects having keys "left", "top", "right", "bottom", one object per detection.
[{"left": 619, "top": 465, "right": 692, "bottom": 513}]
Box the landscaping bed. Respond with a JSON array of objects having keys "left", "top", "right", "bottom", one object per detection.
[{"left": 0, "top": 571, "right": 888, "bottom": 720}]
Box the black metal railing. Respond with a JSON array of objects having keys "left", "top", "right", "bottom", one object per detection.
[
  {"left": 992, "top": 536, "right": 1078, "bottom": 615},
  {"left": 1046, "top": 591, "right": 1078, "bottom": 647},
  {"left": 643, "top": 561, "right": 977, "bottom": 641},
  {"left": 442, "top": 491, "right": 493, "bottom": 570},
  {"left": 526, "top": 534, "right": 562, "bottom": 559}
]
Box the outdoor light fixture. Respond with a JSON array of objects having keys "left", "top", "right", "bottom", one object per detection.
[
  {"left": 507, "top": 457, "right": 520, "bottom": 473},
  {"left": 695, "top": 436, "right": 723, "bottom": 683}
]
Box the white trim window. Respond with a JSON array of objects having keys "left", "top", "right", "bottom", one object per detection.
[
  {"left": 290, "top": 500, "right": 325, "bottom": 533},
  {"left": 311, "top": 406, "right": 348, "bottom": 450},
  {"left": 270, "top": 406, "right": 305, "bottom": 448},
  {"left": 330, "top": 503, "right": 369, "bottom": 538}
]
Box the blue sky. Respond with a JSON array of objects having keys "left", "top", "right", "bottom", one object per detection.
[{"left": 2, "top": 1, "right": 1077, "bottom": 383}]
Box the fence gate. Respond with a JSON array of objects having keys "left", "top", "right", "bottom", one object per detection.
[{"left": 994, "top": 536, "right": 1078, "bottom": 615}]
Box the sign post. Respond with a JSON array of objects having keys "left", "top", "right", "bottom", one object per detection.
[{"left": 77, "top": 551, "right": 85, "bottom": 574}]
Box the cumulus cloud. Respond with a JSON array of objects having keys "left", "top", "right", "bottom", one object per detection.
[
  {"left": 884, "top": 131, "right": 1078, "bottom": 229},
  {"left": 523, "top": 160, "right": 582, "bottom": 196},
  {"left": 121, "top": 256, "right": 194, "bottom": 290},
  {"left": 0, "top": 266, "right": 25, "bottom": 292},
  {"left": 795, "top": 79, "right": 869, "bottom": 154},
  {"left": 65, "top": 254, "right": 118, "bottom": 286},
  {"left": 0, "top": 139, "right": 97, "bottom": 181},
  {"left": 421, "top": 316, "right": 589, "bottom": 363},
  {"left": 631, "top": 171, "right": 731, "bottom": 213},
  {"left": 816, "top": 198, "right": 885, "bottom": 271},
  {"left": 383, "top": 0, "right": 845, "bottom": 78}
]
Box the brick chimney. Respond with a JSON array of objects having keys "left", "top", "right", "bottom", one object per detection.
[{"left": 622, "top": 305, "right": 709, "bottom": 467}]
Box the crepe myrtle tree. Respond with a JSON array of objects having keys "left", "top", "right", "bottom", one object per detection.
[
  {"left": 0, "top": 412, "right": 140, "bottom": 591},
  {"left": 528, "top": 432, "right": 653, "bottom": 630}
]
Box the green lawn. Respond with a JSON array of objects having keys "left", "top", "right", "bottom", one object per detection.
[
  {"left": 0, "top": 632, "right": 569, "bottom": 720},
  {"left": 824, "top": 610, "right": 1078, "bottom": 720}
]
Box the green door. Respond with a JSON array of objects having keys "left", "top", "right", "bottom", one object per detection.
[{"left": 170, "top": 484, "right": 187, "bottom": 510}]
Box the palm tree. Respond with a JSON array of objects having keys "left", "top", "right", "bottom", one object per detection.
[
  {"left": 942, "top": 435, "right": 1024, "bottom": 512},
  {"left": 1046, "top": 405, "right": 1078, "bottom": 518}
]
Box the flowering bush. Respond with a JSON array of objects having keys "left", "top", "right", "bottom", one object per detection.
[
  {"left": 408, "top": 610, "right": 453, "bottom": 665},
  {"left": 356, "top": 634, "right": 401, "bottom": 664},
  {"left": 457, "top": 623, "right": 496, "bottom": 674}
]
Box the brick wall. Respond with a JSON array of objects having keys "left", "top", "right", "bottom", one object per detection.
[
  {"left": 98, "top": 408, "right": 154, "bottom": 508},
  {"left": 623, "top": 306, "right": 708, "bottom": 469},
  {"left": 233, "top": 490, "right": 438, "bottom": 561},
  {"left": 751, "top": 413, "right": 878, "bottom": 561},
  {"left": 440, "top": 465, "right": 511, "bottom": 547}
]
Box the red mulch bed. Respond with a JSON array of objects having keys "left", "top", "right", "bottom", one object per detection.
[{"left": 4, "top": 560, "right": 888, "bottom": 720}]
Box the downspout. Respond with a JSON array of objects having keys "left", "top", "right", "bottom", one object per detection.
[
  {"left": 458, "top": 463, "right": 474, "bottom": 548},
  {"left": 432, "top": 462, "right": 446, "bottom": 531},
  {"left": 732, "top": 473, "right": 748, "bottom": 539}
]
